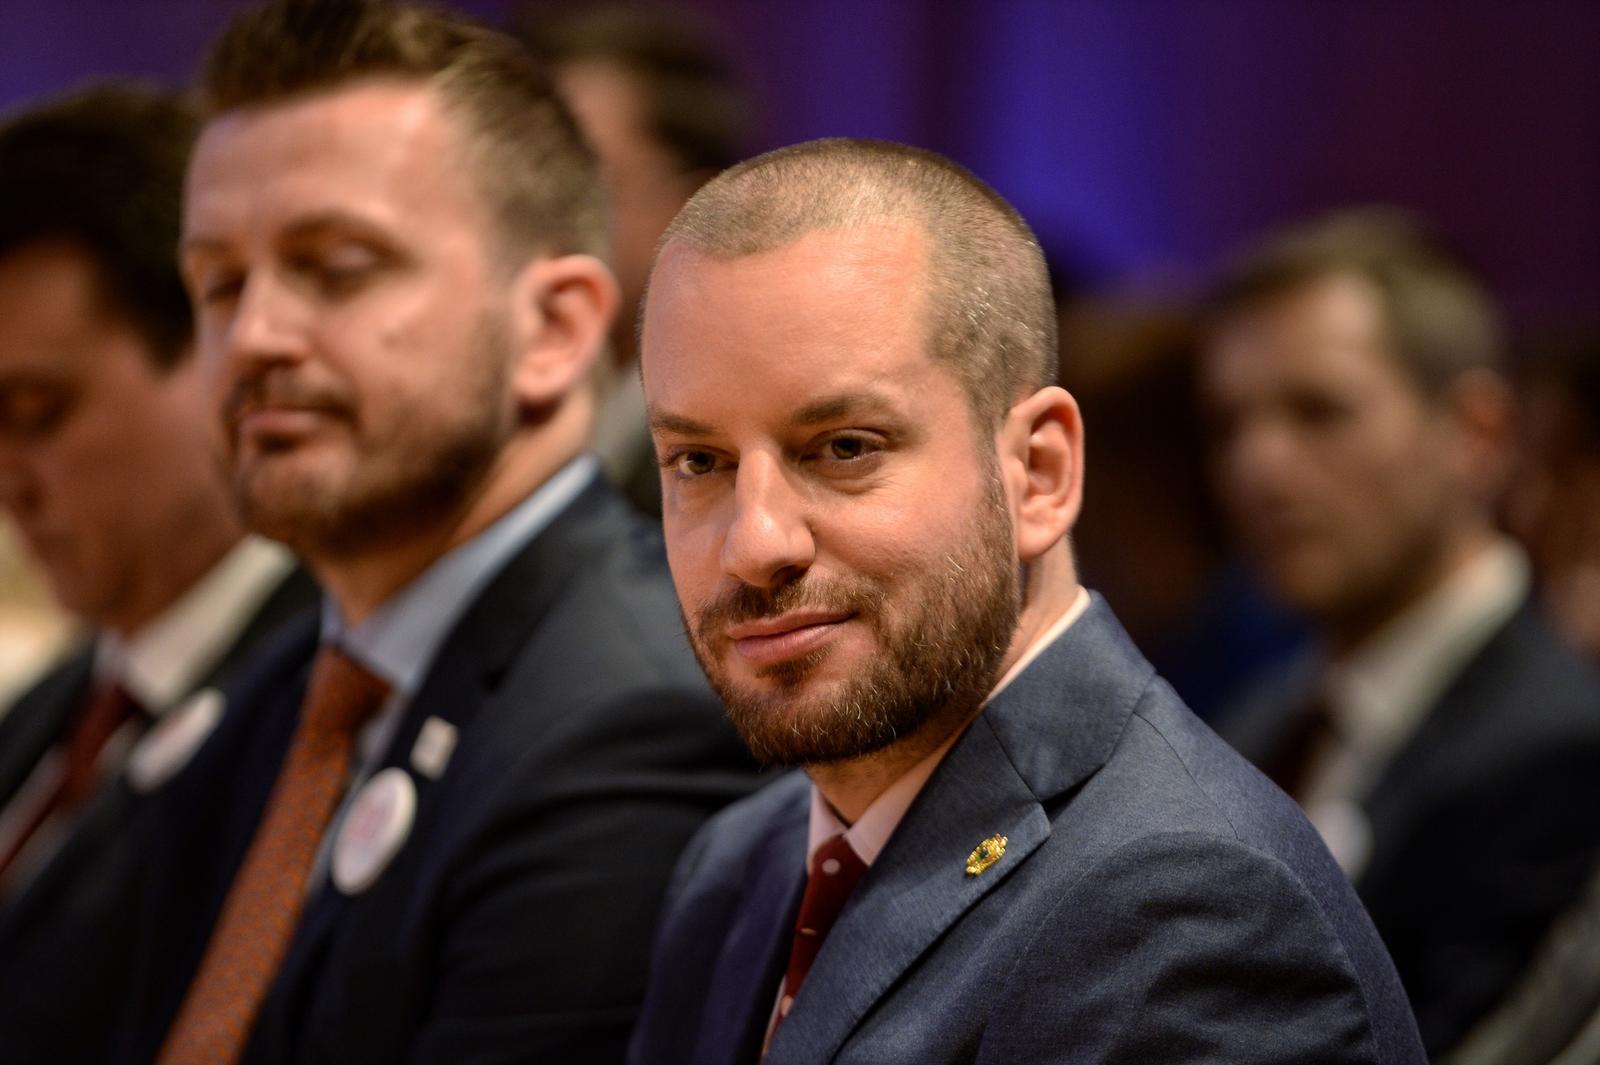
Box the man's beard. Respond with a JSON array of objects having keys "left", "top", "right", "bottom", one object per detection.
[
  {"left": 227, "top": 315, "right": 514, "bottom": 558},
  {"left": 688, "top": 467, "right": 1021, "bottom": 767}
]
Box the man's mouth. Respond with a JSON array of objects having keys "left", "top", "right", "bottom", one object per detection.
[{"left": 724, "top": 610, "right": 854, "bottom": 669}]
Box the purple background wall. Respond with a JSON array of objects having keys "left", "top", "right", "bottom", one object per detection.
[{"left": 4, "top": 0, "right": 1598, "bottom": 319}]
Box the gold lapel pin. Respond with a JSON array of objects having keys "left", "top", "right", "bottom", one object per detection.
[{"left": 965, "top": 834, "right": 1008, "bottom": 876}]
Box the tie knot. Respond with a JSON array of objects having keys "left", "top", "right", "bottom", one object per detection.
[{"left": 301, "top": 646, "right": 390, "bottom": 737}]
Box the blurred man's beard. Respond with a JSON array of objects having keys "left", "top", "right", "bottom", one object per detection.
[
  {"left": 689, "top": 469, "right": 1020, "bottom": 767},
  {"left": 230, "top": 315, "right": 514, "bottom": 558}
]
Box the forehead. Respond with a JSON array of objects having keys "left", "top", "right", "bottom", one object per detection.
[
  {"left": 1204, "top": 273, "right": 1412, "bottom": 398},
  {"left": 642, "top": 223, "right": 950, "bottom": 425},
  {"left": 0, "top": 243, "right": 120, "bottom": 373},
  {"left": 184, "top": 79, "right": 486, "bottom": 244}
]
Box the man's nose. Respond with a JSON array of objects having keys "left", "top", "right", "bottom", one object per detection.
[
  {"left": 720, "top": 453, "right": 816, "bottom": 591},
  {"left": 219, "top": 271, "right": 310, "bottom": 372}
]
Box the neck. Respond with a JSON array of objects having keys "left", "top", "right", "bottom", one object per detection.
[
  {"left": 1324, "top": 520, "right": 1498, "bottom": 658},
  {"left": 809, "top": 541, "right": 1081, "bottom": 823},
  {"left": 315, "top": 413, "right": 585, "bottom": 626},
  {"left": 106, "top": 492, "right": 244, "bottom": 638}
]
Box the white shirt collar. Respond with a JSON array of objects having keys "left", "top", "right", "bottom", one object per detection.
[
  {"left": 95, "top": 537, "right": 297, "bottom": 714},
  {"left": 1323, "top": 537, "right": 1530, "bottom": 757},
  {"left": 807, "top": 585, "right": 1092, "bottom": 866},
  {"left": 323, "top": 455, "right": 598, "bottom": 697}
]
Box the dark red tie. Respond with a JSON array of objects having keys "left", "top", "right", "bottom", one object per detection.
[
  {"left": 0, "top": 680, "right": 138, "bottom": 878},
  {"left": 771, "top": 834, "right": 868, "bottom": 1038},
  {"left": 156, "top": 646, "right": 389, "bottom": 1065}
]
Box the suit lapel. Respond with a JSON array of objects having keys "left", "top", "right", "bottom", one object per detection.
[
  {"left": 694, "top": 790, "right": 809, "bottom": 1065},
  {"left": 261, "top": 480, "right": 637, "bottom": 1026},
  {"left": 765, "top": 720, "right": 1050, "bottom": 1065},
  {"left": 767, "top": 596, "right": 1150, "bottom": 1065}
]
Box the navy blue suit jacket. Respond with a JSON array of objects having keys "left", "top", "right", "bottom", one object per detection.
[
  {"left": 1223, "top": 597, "right": 1600, "bottom": 1055},
  {"left": 114, "top": 479, "right": 763, "bottom": 1064},
  {"left": 631, "top": 597, "right": 1425, "bottom": 1064}
]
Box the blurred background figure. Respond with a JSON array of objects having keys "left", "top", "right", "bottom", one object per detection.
[
  {"left": 1199, "top": 208, "right": 1600, "bottom": 1059},
  {"left": 513, "top": 0, "right": 752, "bottom": 514},
  {"left": 0, "top": 83, "right": 317, "bottom": 1063},
  {"left": 1507, "top": 323, "right": 1600, "bottom": 663},
  {"left": 1059, "top": 295, "right": 1308, "bottom": 720}
]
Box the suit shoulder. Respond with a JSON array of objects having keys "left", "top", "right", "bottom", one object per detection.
[{"left": 997, "top": 829, "right": 1423, "bottom": 1064}]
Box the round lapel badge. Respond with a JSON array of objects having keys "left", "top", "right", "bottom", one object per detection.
[
  {"left": 126, "top": 687, "right": 225, "bottom": 794},
  {"left": 332, "top": 767, "right": 417, "bottom": 896}
]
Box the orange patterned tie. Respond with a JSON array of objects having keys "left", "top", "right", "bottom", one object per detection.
[{"left": 156, "top": 646, "right": 389, "bottom": 1065}]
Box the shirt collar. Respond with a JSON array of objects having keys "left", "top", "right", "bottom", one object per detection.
[
  {"left": 1323, "top": 536, "right": 1530, "bottom": 753},
  {"left": 806, "top": 585, "right": 1092, "bottom": 866},
  {"left": 322, "top": 455, "right": 597, "bottom": 695},
  {"left": 96, "top": 537, "right": 297, "bottom": 714}
]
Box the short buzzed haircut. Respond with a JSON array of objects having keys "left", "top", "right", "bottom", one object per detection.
[
  {"left": 0, "top": 82, "right": 198, "bottom": 369},
  {"left": 201, "top": 0, "right": 604, "bottom": 261},
  {"left": 1208, "top": 208, "right": 1505, "bottom": 395},
  {"left": 659, "top": 138, "right": 1057, "bottom": 426}
]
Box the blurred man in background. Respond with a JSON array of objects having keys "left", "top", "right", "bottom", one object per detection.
[
  {"left": 1201, "top": 210, "right": 1600, "bottom": 1057},
  {"left": 113, "top": 4, "right": 758, "bottom": 1063},
  {"left": 515, "top": 0, "right": 751, "bottom": 514},
  {"left": 0, "top": 83, "right": 316, "bottom": 1062}
]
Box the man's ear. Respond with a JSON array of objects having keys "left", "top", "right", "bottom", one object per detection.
[
  {"left": 1440, "top": 367, "right": 1516, "bottom": 503},
  {"left": 997, "top": 386, "right": 1084, "bottom": 563},
  {"left": 507, "top": 253, "right": 619, "bottom": 411}
]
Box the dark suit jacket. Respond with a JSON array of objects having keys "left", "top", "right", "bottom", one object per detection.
[
  {"left": 0, "top": 565, "right": 318, "bottom": 1064},
  {"left": 1222, "top": 598, "right": 1600, "bottom": 1056},
  {"left": 630, "top": 596, "right": 1425, "bottom": 1065},
  {"left": 115, "top": 478, "right": 762, "bottom": 1065}
]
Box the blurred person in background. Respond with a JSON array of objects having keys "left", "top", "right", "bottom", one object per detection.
[
  {"left": 0, "top": 83, "right": 317, "bottom": 1063},
  {"left": 1506, "top": 324, "right": 1600, "bottom": 662},
  {"left": 1060, "top": 296, "right": 1308, "bottom": 719},
  {"left": 112, "top": 4, "right": 759, "bottom": 1063},
  {"left": 1201, "top": 208, "right": 1600, "bottom": 1058},
  {"left": 514, "top": 0, "right": 752, "bottom": 515}
]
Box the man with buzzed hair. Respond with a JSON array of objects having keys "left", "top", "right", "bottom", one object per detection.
[
  {"left": 629, "top": 138, "right": 1423, "bottom": 1064},
  {"left": 109, "top": 2, "right": 758, "bottom": 1064}
]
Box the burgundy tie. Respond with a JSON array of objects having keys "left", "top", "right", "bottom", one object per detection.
[
  {"left": 770, "top": 834, "right": 868, "bottom": 1040},
  {"left": 156, "top": 646, "right": 389, "bottom": 1065},
  {"left": 0, "top": 680, "right": 138, "bottom": 879}
]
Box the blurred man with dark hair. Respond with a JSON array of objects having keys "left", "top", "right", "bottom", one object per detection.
[
  {"left": 515, "top": 0, "right": 752, "bottom": 513},
  {"left": 106, "top": 3, "right": 757, "bottom": 1063},
  {"left": 0, "top": 83, "right": 317, "bottom": 1063},
  {"left": 1202, "top": 209, "right": 1600, "bottom": 1057}
]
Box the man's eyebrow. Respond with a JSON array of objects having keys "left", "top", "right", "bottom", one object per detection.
[
  {"left": 647, "top": 407, "right": 715, "bottom": 436},
  {"left": 179, "top": 210, "right": 390, "bottom": 258},
  {"left": 792, "top": 391, "right": 897, "bottom": 426}
]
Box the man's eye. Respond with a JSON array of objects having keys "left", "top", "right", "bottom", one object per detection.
[
  {"left": 668, "top": 450, "right": 719, "bottom": 477},
  {"left": 827, "top": 437, "right": 868, "bottom": 461},
  {"left": 0, "top": 386, "right": 74, "bottom": 441},
  {"left": 195, "top": 274, "right": 244, "bottom": 307}
]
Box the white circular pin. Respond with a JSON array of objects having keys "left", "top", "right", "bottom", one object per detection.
[
  {"left": 125, "top": 687, "right": 225, "bottom": 794},
  {"left": 332, "top": 767, "right": 417, "bottom": 896}
]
